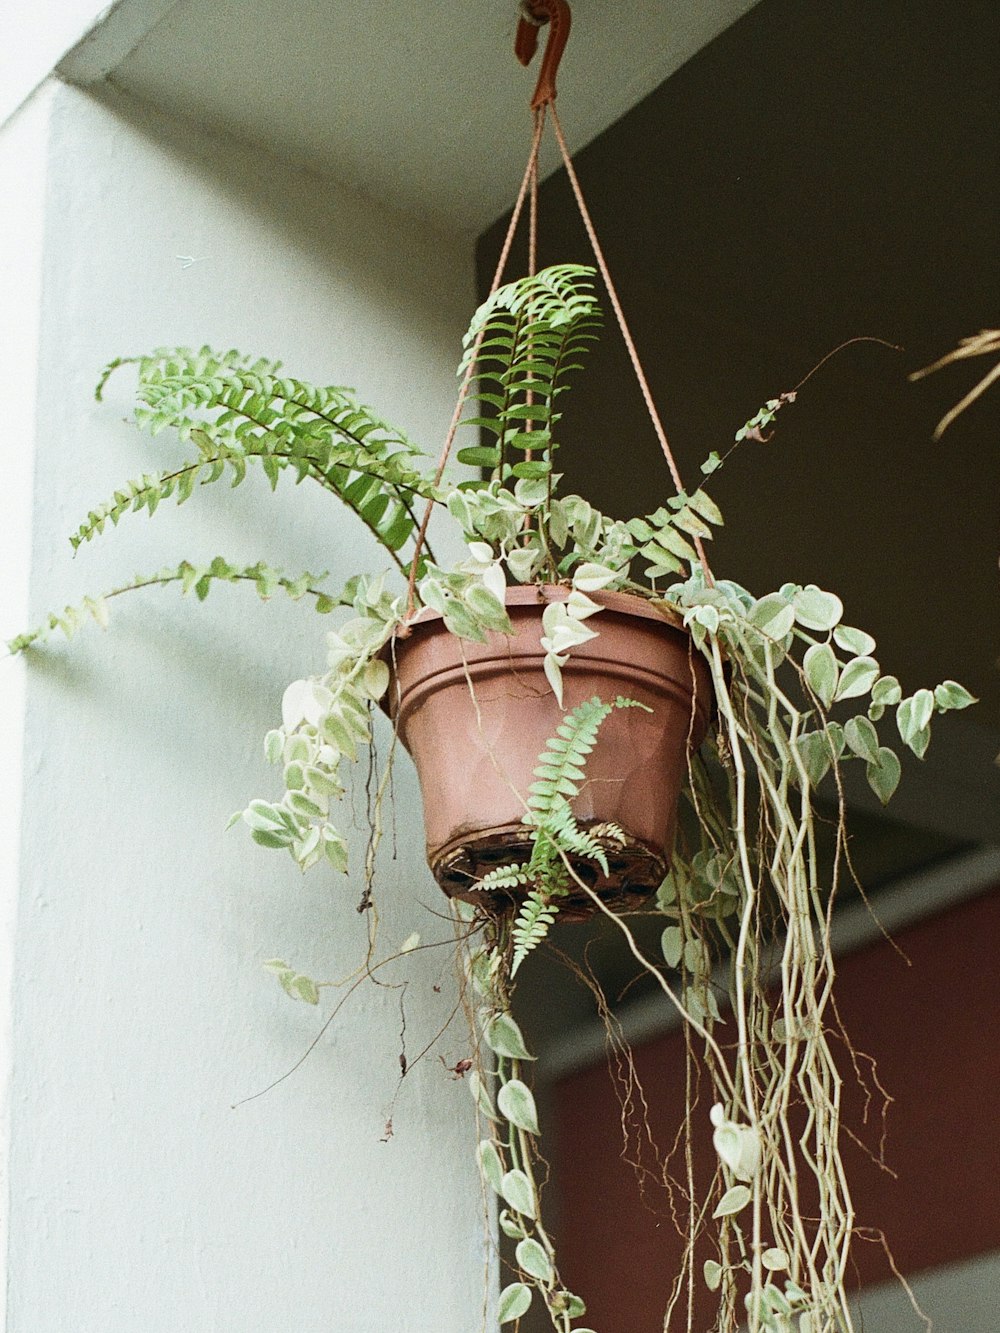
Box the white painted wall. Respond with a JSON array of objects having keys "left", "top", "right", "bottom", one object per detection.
[
  {"left": 0, "top": 82, "right": 58, "bottom": 1328},
  {"left": 1, "top": 81, "right": 491, "bottom": 1332},
  {"left": 852, "top": 1250, "right": 1000, "bottom": 1332}
]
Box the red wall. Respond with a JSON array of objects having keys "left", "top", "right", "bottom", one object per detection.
[{"left": 551, "top": 888, "right": 1000, "bottom": 1331}]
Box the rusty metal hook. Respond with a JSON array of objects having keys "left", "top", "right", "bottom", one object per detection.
[{"left": 515, "top": 0, "right": 572, "bottom": 110}]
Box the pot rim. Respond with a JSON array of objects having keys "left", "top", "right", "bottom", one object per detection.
[
  {"left": 397, "top": 583, "right": 687, "bottom": 637},
  {"left": 383, "top": 582, "right": 713, "bottom": 733}
]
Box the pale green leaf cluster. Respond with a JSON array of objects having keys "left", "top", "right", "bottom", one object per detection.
[
  {"left": 659, "top": 846, "right": 742, "bottom": 925},
  {"left": 238, "top": 575, "right": 403, "bottom": 872},
  {"left": 651, "top": 558, "right": 974, "bottom": 1329},
  {"left": 658, "top": 882, "right": 726, "bottom": 1028},
  {"left": 666, "top": 572, "right": 975, "bottom": 808},
  {"left": 746, "top": 1278, "right": 817, "bottom": 1333},
  {"left": 476, "top": 1004, "right": 590, "bottom": 1330},
  {"left": 702, "top": 1185, "right": 845, "bottom": 1333},
  {"left": 418, "top": 542, "right": 511, "bottom": 642},
  {"left": 627, "top": 487, "right": 724, "bottom": 581},
  {"left": 448, "top": 480, "right": 635, "bottom": 594},
  {"left": 538, "top": 586, "right": 604, "bottom": 705}
]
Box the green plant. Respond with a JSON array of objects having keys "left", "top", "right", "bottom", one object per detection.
[{"left": 9, "top": 264, "right": 974, "bottom": 1332}]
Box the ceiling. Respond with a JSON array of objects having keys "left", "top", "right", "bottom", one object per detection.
[{"left": 62, "top": 0, "right": 759, "bottom": 234}]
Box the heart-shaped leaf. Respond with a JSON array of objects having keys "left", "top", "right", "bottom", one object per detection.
[
  {"left": 866, "top": 747, "right": 901, "bottom": 805},
  {"left": 712, "top": 1121, "right": 761, "bottom": 1182},
  {"left": 762, "top": 1248, "right": 789, "bottom": 1271},
  {"left": 897, "top": 689, "right": 934, "bottom": 744},
  {"left": 713, "top": 1184, "right": 752, "bottom": 1218},
  {"left": 500, "top": 1168, "right": 536, "bottom": 1218},
  {"left": 804, "top": 643, "right": 838, "bottom": 708},
  {"left": 477, "top": 1139, "right": 504, "bottom": 1194},
  {"left": 844, "top": 715, "right": 880, "bottom": 763},
  {"left": 661, "top": 925, "right": 684, "bottom": 969},
  {"left": 833, "top": 624, "right": 876, "bottom": 656},
  {"left": 498, "top": 1282, "right": 532, "bottom": 1324},
  {"left": 793, "top": 585, "right": 844, "bottom": 632},
  {"left": 484, "top": 1013, "right": 535, "bottom": 1061},
  {"left": 871, "top": 674, "right": 902, "bottom": 706},
  {"left": 515, "top": 1237, "right": 552, "bottom": 1283},
  {"left": 499, "top": 1209, "right": 526, "bottom": 1239},
  {"left": 748, "top": 593, "right": 795, "bottom": 640},
  {"left": 934, "top": 680, "right": 976, "bottom": 711},
  {"left": 498, "top": 1079, "right": 540, "bottom": 1135},
  {"left": 835, "top": 655, "right": 879, "bottom": 702}
]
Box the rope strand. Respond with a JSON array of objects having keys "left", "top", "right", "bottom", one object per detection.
[
  {"left": 549, "top": 104, "right": 713, "bottom": 582},
  {"left": 404, "top": 108, "right": 548, "bottom": 618}
]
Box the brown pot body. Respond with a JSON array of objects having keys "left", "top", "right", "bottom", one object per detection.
[{"left": 387, "top": 586, "right": 712, "bottom": 906}]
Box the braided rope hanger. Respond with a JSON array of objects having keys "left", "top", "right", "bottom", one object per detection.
[{"left": 404, "top": 0, "right": 711, "bottom": 618}]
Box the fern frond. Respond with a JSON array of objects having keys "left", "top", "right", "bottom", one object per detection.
[
  {"left": 478, "top": 699, "right": 646, "bottom": 970},
  {"left": 511, "top": 889, "right": 562, "bottom": 976},
  {"left": 521, "top": 696, "right": 647, "bottom": 878},
  {"left": 471, "top": 863, "right": 533, "bottom": 893},
  {"left": 6, "top": 558, "right": 338, "bottom": 655},
  {"left": 526, "top": 695, "right": 618, "bottom": 822},
  {"left": 456, "top": 265, "right": 602, "bottom": 482},
  {"left": 70, "top": 458, "right": 228, "bottom": 550},
  {"left": 462, "top": 265, "right": 600, "bottom": 346},
  {"left": 94, "top": 348, "right": 438, "bottom": 566},
  {"left": 544, "top": 800, "right": 613, "bottom": 875}
]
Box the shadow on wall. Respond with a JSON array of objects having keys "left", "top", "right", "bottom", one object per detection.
[{"left": 77, "top": 80, "right": 473, "bottom": 429}]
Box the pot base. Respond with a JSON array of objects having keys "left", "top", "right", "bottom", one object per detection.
[{"left": 433, "top": 821, "right": 666, "bottom": 921}]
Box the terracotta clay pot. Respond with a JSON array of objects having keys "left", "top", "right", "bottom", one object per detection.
[{"left": 386, "top": 585, "right": 712, "bottom": 911}]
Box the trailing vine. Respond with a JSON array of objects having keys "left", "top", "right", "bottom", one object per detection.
[{"left": 467, "top": 925, "right": 594, "bottom": 1331}]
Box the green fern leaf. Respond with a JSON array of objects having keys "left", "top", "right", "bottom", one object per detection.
[
  {"left": 93, "top": 349, "right": 439, "bottom": 568},
  {"left": 457, "top": 266, "right": 602, "bottom": 482},
  {"left": 7, "top": 559, "right": 338, "bottom": 655},
  {"left": 511, "top": 890, "right": 562, "bottom": 975},
  {"left": 526, "top": 696, "right": 617, "bottom": 822},
  {"left": 472, "top": 864, "right": 533, "bottom": 893}
]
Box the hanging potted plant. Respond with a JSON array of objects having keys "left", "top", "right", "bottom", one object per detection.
[
  {"left": 7, "top": 6, "right": 977, "bottom": 1330},
  {"left": 7, "top": 256, "right": 975, "bottom": 1331},
  {"left": 384, "top": 268, "right": 712, "bottom": 913}
]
